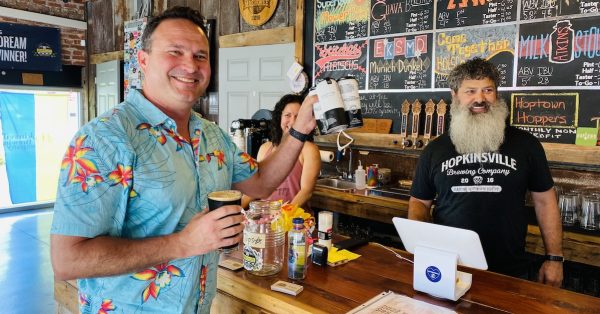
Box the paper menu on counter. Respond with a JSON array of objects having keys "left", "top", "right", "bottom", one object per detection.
[{"left": 346, "top": 291, "right": 456, "bottom": 314}]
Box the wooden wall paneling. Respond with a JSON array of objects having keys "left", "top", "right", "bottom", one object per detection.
[
  {"left": 153, "top": 0, "right": 167, "bottom": 16},
  {"left": 89, "top": 0, "right": 115, "bottom": 54},
  {"left": 114, "top": 0, "right": 126, "bottom": 51},
  {"left": 82, "top": 65, "right": 91, "bottom": 123},
  {"left": 167, "top": 0, "right": 202, "bottom": 11},
  {"left": 295, "top": 0, "right": 303, "bottom": 62},
  {"left": 86, "top": 1, "right": 96, "bottom": 122},
  {"left": 201, "top": 0, "right": 220, "bottom": 19},
  {"left": 239, "top": 0, "right": 289, "bottom": 33},
  {"left": 219, "top": 27, "right": 294, "bottom": 48},
  {"left": 219, "top": 0, "right": 240, "bottom": 36}
]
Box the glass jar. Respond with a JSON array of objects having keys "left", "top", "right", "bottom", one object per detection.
[{"left": 243, "top": 200, "right": 285, "bottom": 276}]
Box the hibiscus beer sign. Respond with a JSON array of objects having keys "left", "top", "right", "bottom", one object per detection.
[{"left": 0, "top": 22, "right": 61, "bottom": 71}]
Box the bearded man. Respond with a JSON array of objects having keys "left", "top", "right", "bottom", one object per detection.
[{"left": 408, "top": 58, "right": 563, "bottom": 286}]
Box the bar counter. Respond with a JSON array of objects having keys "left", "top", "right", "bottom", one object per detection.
[
  {"left": 56, "top": 243, "right": 600, "bottom": 313},
  {"left": 311, "top": 186, "right": 600, "bottom": 268}
]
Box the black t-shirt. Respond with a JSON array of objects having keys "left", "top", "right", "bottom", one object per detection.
[{"left": 410, "top": 126, "right": 554, "bottom": 276}]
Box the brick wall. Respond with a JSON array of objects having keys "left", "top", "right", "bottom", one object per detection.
[
  {"left": 0, "top": 3, "right": 87, "bottom": 66},
  {"left": 0, "top": 0, "right": 85, "bottom": 20}
]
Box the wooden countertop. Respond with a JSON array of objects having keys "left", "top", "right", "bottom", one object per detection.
[
  {"left": 54, "top": 243, "right": 600, "bottom": 313},
  {"left": 312, "top": 186, "right": 600, "bottom": 267},
  {"left": 216, "top": 244, "right": 600, "bottom": 313}
]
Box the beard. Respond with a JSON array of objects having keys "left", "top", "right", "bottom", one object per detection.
[{"left": 449, "top": 98, "right": 509, "bottom": 155}]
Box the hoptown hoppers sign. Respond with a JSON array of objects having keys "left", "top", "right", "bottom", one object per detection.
[{"left": 239, "top": 0, "right": 278, "bottom": 26}]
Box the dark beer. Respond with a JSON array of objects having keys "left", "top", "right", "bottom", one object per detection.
[{"left": 207, "top": 190, "right": 242, "bottom": 251}]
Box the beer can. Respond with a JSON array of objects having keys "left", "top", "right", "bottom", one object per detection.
[
  {"left": 337, "top": 76, "right": 363, "bottom": 129},
  {"left": 315, "top": 78, "right": 348, "bottom": 134},
  {"left": 309, "top": 87, "right": 327, "bottom": 135}
]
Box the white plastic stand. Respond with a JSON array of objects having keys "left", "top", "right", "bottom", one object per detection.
[{"left": 413, "top": 245, "right": 472, "bottom": 301}]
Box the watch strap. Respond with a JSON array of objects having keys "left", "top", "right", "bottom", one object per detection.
[
  {"left": 545, "top": 255, "right": 564, "bottom": 262},
  {"left": 288, "top": 127, "right": 309, "bottom": 142}
]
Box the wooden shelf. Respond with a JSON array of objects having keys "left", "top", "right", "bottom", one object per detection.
[
  {"left": 315, "top": 132, "right": 600, "bottom": 167},
  {"left": 312, "top": 186, "right": 600, "bottom": 267}
]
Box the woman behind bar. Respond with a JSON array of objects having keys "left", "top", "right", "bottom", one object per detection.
[{"left": 243, "top": 94, "right": 321, "bottom": 212}]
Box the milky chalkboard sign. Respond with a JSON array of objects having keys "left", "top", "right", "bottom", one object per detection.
[
  {"left": 314, "top": 40, "right": 368, "bottom": 89},
  {"left": 370, "top": 0, "right": 434, "bottom": 36},
  {"left": 434, "top": 25, "right": 516, "bottom": 88},
  {"left": 520, "top": 0, "right": 599, "bottom": 21},
  {"left": 517, "top": 15, "right": 600, "bottom": 87},
  {"left": 436, "top": 0, "right": 517, "bottom": 29},
  {"left": 315, "top": 0, "right": 370, "bottom": 43},
  {"left": 368, "top": 34, "right": 433, "bottom": 89}
]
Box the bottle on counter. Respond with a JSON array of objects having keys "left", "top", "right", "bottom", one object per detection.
[
  {"left": 355, "top": 160, "right": 366, "bottom": 190},
  {"left": 288, "top": 217, "right": 309, "bottom": 280}
]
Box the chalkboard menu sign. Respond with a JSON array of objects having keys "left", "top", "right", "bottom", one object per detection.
[
  {"left": 510, "top": 92, "right": 578, "bottom": 143},
  {"left": 436, "top": 0, "right": 518, "bottom": 29},
  {"left": 517, "top": 16, "right": 600, "bottom": 87},
  {"left": 315, "top": 0, "right": 370, "bottom": 43},
  {"left": 314, "top": 40, "right": 368, "bottom": 88},
  {"left": 369, "top": 34, "right": 433, "bottom": 89},
  {"left": 370, "top": 0, "right": 434, "bottom": 36},
  {"left": 360, "top": 91, "right": 449, "bottom": 133},
  {"left": 307, "top": 0, "right": 600, "bottom": 146},
  {"left": 434, "top": 25, "right": 516, "bottom": 88}
]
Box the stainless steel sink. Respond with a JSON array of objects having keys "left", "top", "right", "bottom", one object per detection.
[{"left": 316, "top": 178, "right": 356, "bottom": 191}]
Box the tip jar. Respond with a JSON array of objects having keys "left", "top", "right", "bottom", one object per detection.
[{"left": 243, "top": 200, "right": 285, "bottom": 276}]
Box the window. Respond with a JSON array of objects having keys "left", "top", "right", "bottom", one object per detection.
[{"left": 0, "top": 88, "right": 82, "bottom": 212}]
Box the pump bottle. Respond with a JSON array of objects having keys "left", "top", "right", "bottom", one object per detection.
[{"left": 355, "top": 160, "right": 366, "bottom": 190}]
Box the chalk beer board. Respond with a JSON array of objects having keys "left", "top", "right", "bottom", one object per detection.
[{"left": 307, "top": 0, "right": 600, "bottom": 146}]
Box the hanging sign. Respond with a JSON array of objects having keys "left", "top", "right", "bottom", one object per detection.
[
  {"left": 0, "top": 22, "right": 62, "bottom": 72},
  {"left": 239, "top": 0, "right": 279, "bottom": 26}
]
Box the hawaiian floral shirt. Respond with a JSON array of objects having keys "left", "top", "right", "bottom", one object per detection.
[{"left": 51, "top": 89, "right": 258, "bottom": 314}]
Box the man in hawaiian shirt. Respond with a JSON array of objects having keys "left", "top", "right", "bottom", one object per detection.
[{"left": 51, "top": 7, "right": 317, "bottom": 314}]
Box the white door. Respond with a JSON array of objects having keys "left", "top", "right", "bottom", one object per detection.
[
  {"left": 218, "top": 43, "right": 294, "bottom": 131},
  {"left": 96, "top": 60, "right": 121, "bottom": 116}
]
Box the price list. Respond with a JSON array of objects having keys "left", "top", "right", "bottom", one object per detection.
[
  {"left": 520, "top": 0, "right": 599, "bottom": 21},
  {"left": 436, "top": 0, "right": 517, "bottom": 29},
  {"left": 575, "top": 61, "right": 600, "bottom": 87},
  {"left": 482, "top": 0, "right": 516, "bottom": 24}
]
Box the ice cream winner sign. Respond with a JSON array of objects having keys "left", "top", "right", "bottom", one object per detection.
[{"left": 0, "top": 22, "right": 61, "bottom": 71}]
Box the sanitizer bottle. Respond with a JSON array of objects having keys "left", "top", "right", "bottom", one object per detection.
[{"left": 355, "top": 160, "right": 366, "bottom": 190}]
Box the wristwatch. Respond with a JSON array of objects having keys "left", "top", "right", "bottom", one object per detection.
[
  {"left": 545, "top": 255, "right": 564, "bottom": 262},
  {"left": 288, "top": 127, "right": 309, "bottom": 142}
]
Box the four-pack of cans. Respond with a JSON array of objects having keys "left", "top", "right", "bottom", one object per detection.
[{"left": 311, "top": 76, "right": 363, "bottom": 135}]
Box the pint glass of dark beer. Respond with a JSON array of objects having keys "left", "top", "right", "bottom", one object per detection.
[{"left": 207, "top": 190, "right": 243, "bottom": 252}]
